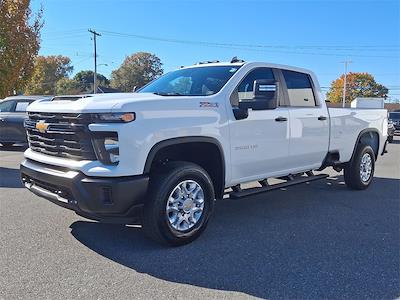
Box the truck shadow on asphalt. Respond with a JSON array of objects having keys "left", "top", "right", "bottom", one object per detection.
[
  {"left": 0, "top": 167, "right": 23, "bottom": 188},
  {"left": 0, "top": 144, "right": 27, "bottom": 152},
  {"left": 70, "top": 176, "right": 399, "bottom": 299}
]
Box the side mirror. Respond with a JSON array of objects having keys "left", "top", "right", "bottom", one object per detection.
[{"left": 238, "top": 79, "right": 278, "bottom": 111}]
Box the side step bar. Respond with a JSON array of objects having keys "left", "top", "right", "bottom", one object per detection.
[{"left": 229, "top": 174, "right": 329, "bottom": 199}]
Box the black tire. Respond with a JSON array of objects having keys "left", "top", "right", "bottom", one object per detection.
[
  {"left": 344, "top": 144, "right": 375, "bottom": 190},
  {"left": 142, "top": 161, "right": 215, "bottom": 246},
  {"left": 1, "top": 142, "right": 14, "bottom": 147}
]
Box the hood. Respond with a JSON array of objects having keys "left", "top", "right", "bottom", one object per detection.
[{"left": 27, "top": 93, "right": 162, "bottom": 113}]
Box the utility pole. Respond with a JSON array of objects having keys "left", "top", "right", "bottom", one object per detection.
[
  {"left": 88, "top": 29, "right": 101, "bottom": 94},
  {"left": 340, "top": 60, "right": 352, "bottom": 107}
]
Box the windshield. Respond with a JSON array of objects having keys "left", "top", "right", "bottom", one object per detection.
[
  {"left": 139, "top": 66, "right": 241, "bottom": 96},
  {"left": 389, "top": 112, "right": 400, "bottom": 120}
]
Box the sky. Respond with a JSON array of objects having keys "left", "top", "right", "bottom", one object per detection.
[{"left": 31, "top": 0, "right": 400, "bottom": 100}]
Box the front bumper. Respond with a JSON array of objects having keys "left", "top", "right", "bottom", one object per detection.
[{"left": 20, "top": 159, "right": 149, "bottom": 223}]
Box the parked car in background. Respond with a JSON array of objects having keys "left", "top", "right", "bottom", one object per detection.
[
  {"left": 388, "top": 112, "right": 400, "bottom": 143},
  {"left": 387, "top": 121, "right": 395, "bottom": 143},
  {"left": 388, "top": 112, "right": 400, "bottom": 130},
  {"left": 0, "top": 96, "right": 52, "bottom": 147}
]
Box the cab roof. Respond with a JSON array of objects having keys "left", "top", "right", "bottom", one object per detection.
[{"left": 180, "top": 61, "right": 314, "bottom": 76}]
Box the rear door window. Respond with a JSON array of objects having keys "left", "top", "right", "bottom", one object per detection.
[{"left": 282, "top": 70, "right": 316, "bottom": 107}]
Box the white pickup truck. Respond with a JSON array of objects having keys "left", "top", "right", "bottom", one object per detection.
[{"left": 20, "top": 59, "right": 388, "bottom": 246}]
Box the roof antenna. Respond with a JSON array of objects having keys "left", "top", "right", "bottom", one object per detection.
[{"left": 231, "top": 56, "right": 245, "bottom": 63}]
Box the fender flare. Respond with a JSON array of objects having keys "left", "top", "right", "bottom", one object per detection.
[
  {"left": 349, "top": 128, "right": 380, "bottom": 162},
  {"left": 143, "top": 136, "right": 226, "bottom": 192}
]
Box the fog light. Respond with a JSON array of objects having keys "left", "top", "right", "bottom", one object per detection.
[
  {"left": 104, "top": 137, "right": 119, "bottom": 163},
  {"left": 92, "top": 133, "right": 119, "bottom": 165}
]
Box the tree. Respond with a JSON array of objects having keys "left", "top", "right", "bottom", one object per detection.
[
  {"left": 0, "top": 0, "right": 43, "bottom": 98},
  {"left": 55, "top": 78, "right": 81, "bottom": 95},
  {"left": 54, "top": 71, "right": 110, "bottom": 95},
  {"left": 24, "top": 55, "right": 73, "bottom": 95},
  {"left": 73, "top": 70, "right": 109, "bottom": 93},
  {"left": 326, "top": 72, "right": 388, "bottom": 103},
  {"left": 110, "top": 52, "right": 163, "bottom": 92}
]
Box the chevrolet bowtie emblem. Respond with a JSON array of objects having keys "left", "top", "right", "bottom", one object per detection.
[{"left": 36, "top": 120, "right": 49, "bottom": 133}]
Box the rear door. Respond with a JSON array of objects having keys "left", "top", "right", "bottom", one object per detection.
[
  {"left": 0, "top": 100, "right": 16, "bottom": 142},
  {"left": 280, "top": 69, "right": 329, "bottom": 171}
]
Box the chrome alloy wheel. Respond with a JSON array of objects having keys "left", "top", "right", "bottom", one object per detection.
[
  {"left": 360, "top": 153, "right": 373, "bottom": 182},
  {"left": 166, "top": 180, "right": 205, "bottom": 231}
]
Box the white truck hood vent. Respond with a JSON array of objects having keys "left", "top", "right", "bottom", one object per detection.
[{"left": 51, "top": 95, "right": 93, "bottom": 102}]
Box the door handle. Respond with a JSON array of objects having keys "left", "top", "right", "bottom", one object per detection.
[
  {"left": 275, "top": 116, "right": 288, "bottom": 122},
  {"left": 318, "top": 116, "right": 327, "bottom": 121}
]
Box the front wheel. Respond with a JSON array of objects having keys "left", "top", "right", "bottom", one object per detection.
[
  {"left": 142, "top": 162, "right": 215, "bottom": 246},
  {"left": 344, "top": 144, "right": 375, "bottom": 190}
]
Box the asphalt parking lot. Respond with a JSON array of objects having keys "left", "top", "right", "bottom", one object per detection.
[{"left": 1, "top": 139, "right": 399, "bottom": 300}]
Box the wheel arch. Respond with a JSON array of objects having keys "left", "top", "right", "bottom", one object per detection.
[
  {"left": 350, "top": 129, "right": 380, "bottom": 162},
  {"left": 144, "top": 136, "right": 226, "bottom": 199}
]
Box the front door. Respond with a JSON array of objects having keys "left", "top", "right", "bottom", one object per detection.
[
  {"left": 6, "top": 100, "right": 32, "bottom": 143},
  {"left": 229, "top": 67, "right": 290, "bottom": 184},
  {"left": 0, "top": 100, "right": 16, "bottom": 143}
]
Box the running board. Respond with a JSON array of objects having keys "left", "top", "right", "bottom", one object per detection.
[{"left": 229, "top": 174, "right": 329, "bottom": 199}]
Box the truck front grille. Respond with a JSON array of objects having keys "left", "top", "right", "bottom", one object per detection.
[{"left": 25, "top": 112, "right": 96, "bottom": 160}]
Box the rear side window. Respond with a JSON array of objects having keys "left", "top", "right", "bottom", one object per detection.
[
  {"left": 0, "top": 100, "right": 15, "bottom": 112},
  {"left": 282, "top": 70, "right": 316, "bottom": 107},
  {"left": 15, "top": 101, "right": 31, "bottom": 112}
]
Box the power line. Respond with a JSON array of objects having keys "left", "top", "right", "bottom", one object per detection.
[
  {"left": 39, "top": 48, "right": 93, "bottom": 57},
  {"left": 98, "top": 30, "right": 399, "bottom": 58},
  {"left": 100, "top": 30, "right": 400, "bottom": 50}
]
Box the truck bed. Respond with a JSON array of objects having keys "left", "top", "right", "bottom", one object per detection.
[{"left": 328, "top": 108, "right": 388, "bottom": 163}]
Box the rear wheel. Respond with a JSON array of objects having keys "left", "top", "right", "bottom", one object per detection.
[
  {"left": 142, "top": 161, "right": 215, "bottom": 246},
  {"left": 344, "top": 144, "right": 375, "bottom": 190}
]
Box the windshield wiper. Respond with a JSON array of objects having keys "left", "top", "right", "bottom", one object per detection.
[{"left": 153, "top": 92, "right": 185, "bottom": 96}]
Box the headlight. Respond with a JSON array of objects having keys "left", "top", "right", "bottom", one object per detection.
[
  {"left": 91, "top": 112, "right": 135, "bottom": 123},
  {"left": 92, "top": 132, "right": 119, "bottom": 165}
]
